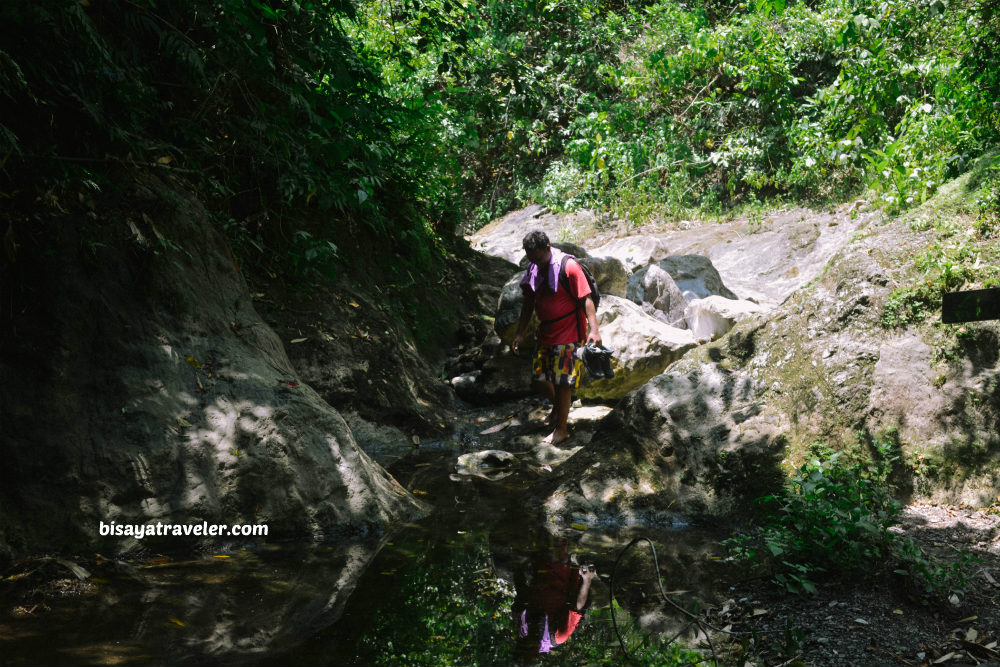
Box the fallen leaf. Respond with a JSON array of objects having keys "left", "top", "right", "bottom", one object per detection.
[
  {"left": 854, "top": 618, "right": 869, "bottom": 625},
  {"left": 213, "top": 555, "right": 230, "bottom": 559},
  {"left": 176, "top": 417, "right": 193, "bottom": 428},
  {"left": 185, "top": 356, "right": 202, "bottom": 369},
  {"left": 570, "top": 523, "right": 589, "bottom": 531},
  {"left": 752, "top": 609, "right": 769, "bottom": 617},
  {"left": 169, "top": 618, "right": 185, "bottom": 627},
  {"left": 54, "top": 558, "right": 91, "bottom": 581},
  {"left": 290, "top": 338, "right": 307, "bottom": 344},
  {"left": 479, "top": 420, "right": 512, "bottom": 435},
  {"left": 412, "top": 489, "right": 428, "bottom": 496},
  {"left": 933, "top": 652, "right": 955, "bottom": 663},
  {"left": 966, "top": 628, "right": 979, "bottom": 642},
  {"left": 156, "top": 156, "right": 173, "bottom": 165},
  {"left": 957, "top": 616, "right": 979, "bottom": 623},
  {"left": 893, "top": 609, "right": 904, "bottom": 615}
]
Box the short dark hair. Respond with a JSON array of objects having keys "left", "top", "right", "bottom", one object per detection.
[{"left": 522, "top": 230, "right": 550, "bottom": 252}]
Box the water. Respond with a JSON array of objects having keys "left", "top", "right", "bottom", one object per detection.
[{"left": 0, "top": 410, "right": 739, "bottom": 666}]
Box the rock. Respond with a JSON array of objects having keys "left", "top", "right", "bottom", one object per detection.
[
  {"left": 452, "top": 353, "right": 531, "bottom": 405},
  {"left": 0, "top": 178, "right": 425, "bottom": 560},
  {"left": 663, "top": 206, "right": 869, "bottom": 306},
  {"left": 590, "top": 235, "right": 673, "bottom": 271},
  {"left": 455, "top": 449, "right": 519, "bottom": 480},
  {"left": 539, "top": 361, "right": 786, "bottom": 523},
  {"left": 685, "top": 295, "right": 768, "bottom": 342},
  {"left": 469, "top": 205, "right": 599, "bottom": 264},
  {"left": 625, "top": 263, "right": 688, "bottom": 328},
  {"left": 579, "top": 255, "right": 629, "bottom": 299},
  {"left": 629, "top": 255, "right": 739, "bottom": 301},
  {"left": 576, "top": 296, "right": 698, "bottom": 400}
]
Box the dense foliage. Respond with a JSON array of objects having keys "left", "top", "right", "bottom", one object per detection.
[
  {"left": 350, "top": 0, "right": 1000, "bottom": 226},
  {"left": 0, "top": 0, "right": 446, "bottom": 285},
  {"left": 1, "top": 0, "right": 997, "bottom": 276}
]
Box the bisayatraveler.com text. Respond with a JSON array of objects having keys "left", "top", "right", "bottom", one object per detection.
[{"left": 99, "top": 521, "right": 268, "bottom": 540}]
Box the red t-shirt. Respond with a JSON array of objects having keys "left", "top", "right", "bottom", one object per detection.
[{"left": 528, "top": 259, "right": 591, "bottom": 346}]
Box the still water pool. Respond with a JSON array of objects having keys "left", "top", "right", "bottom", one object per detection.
[{"left": 1, "top": 449, "right": 738, "bottom": 666}]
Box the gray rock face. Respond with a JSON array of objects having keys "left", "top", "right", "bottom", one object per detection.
[
  {"left": 540, "top": 362, "right": 786, "bottom": 523},
  {"left": 579, "top": 255, "right": 629, "bottom": 299},
  {"left": 590, "top": 235, "right": 673, "bottom": 271},
  {"left": 470, "top": 205, "right": 599, "bottom": 264},
  {"left": 0, "top": 181, "right": 424, "bottom": 560}
]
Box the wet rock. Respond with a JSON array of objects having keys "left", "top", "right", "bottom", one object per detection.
[{"left": 455, "top": 449, "right": 519, "bottom": 480}]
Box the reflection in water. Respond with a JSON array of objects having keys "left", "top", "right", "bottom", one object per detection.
[
  {"left": 1, "top": 448, "right": 739, "bottom": 666},
  {"left": 512, "top": 531, "right": 596, "bottom": 661}
]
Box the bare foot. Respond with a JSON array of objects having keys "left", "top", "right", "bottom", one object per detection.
[{"left": 541, "top": 429, "right": 570, "bottom": 445}]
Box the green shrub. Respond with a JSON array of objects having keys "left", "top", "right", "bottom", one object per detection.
[{"left": 727, "top": 439, "right": 971, "bottom": 598}]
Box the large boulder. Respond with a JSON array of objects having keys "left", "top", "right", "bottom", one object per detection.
[
  {"left": 626, "top": 263, "right": 689, "bottom": 328},
  {"left": 684, "top": 295, "right": 768, "bottom": 342},
  {"left": 581, "top": 255, "right": 629, "bottom": 298},
  {"left": 469, "top": 205, "right": 600, "bottom": 264},
  {"left": 629, "top": 255, "right": 739, "bottom": 302},
  {"left": 0, "top": 178, "right": 425, "bottom": 561},
  {"left": 576, "top": 296, "right": 698, "bottom": 400},
  {"left": 538, "top": 361, "right": 787, "bottom": 525}
]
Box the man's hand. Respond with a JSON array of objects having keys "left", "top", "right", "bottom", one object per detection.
[{"left": 512, "top": 333, "right": 524, "bottom": 356}]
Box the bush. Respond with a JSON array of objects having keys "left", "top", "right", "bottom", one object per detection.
[{"left": 728, "top": 439, "right": 971, "bottom": 598}]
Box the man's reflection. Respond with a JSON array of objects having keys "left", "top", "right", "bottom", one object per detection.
[{"left": 512, "top": 536, "right": 597, "bottom": 660}]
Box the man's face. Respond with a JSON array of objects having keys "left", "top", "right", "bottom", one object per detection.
[{"left": 523, "top": 245, "right": 550, "bottom": 265}]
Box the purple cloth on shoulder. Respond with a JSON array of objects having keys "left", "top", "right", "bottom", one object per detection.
[{"left": 519, "top": 247, "right": 566, "bottom": 294}]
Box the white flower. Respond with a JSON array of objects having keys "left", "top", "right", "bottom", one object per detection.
[{"left": 805, "top": 157, "right": 816, "bottom": 167}]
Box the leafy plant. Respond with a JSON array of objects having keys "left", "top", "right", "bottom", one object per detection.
[{"left": 728, "top": 437, "right": 973, "bottom": 599}]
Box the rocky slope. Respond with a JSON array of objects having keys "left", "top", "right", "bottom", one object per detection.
[
  {"left": 0, "top": 175, "right": 429, "bottom": 563},
  {"left": 467, "top": 171, "right": 1000, "bottom": 525}
]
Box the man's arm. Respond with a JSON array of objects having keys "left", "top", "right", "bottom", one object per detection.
[
  {"left": 583, "top": 295, "right": 601, "bottom": 347},
  {"left": 573, "top": 566, "right": 596, "bottom": 611},
  {"left": 511, "top": 291, "right": 535, "bottom": 356}
]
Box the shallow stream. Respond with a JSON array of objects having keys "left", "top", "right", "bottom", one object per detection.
[{"left": 1, "top": 404, "right": 740, "bottom": 666}]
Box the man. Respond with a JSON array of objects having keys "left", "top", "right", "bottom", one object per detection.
[
  {"left": 512, "top": 537, "right": 597, "bottom": 660},
  {"left": 512, "top": 231, "right": 601, "bottom": 445}
]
